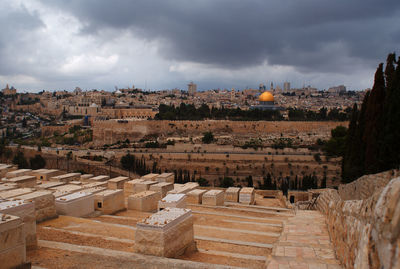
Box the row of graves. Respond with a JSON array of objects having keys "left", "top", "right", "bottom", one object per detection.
[{"left": 0, "top": 164, "right": 257, "bottom": 267}]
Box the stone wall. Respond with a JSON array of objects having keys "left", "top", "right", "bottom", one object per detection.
[{"left": 315, "top": 170, "right": 400, "bottom": 269}]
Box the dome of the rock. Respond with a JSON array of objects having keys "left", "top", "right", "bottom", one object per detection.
[{"left": 259, "top": 91, "right": 274, "bottom": 102}]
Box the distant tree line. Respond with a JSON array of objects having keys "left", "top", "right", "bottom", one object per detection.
[
  {"left": 155, "top": 103, "right": 351, "bottom": 121},
  {"left": 341, "top": 53, "right": 400, "bottom": 182},
  {"left": 155, "top": 103, "right": 282, "bottom": 121}
]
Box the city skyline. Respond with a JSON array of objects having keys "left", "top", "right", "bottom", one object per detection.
[{"left": 0, "top": 0, "right": 399, "bottom": 92}]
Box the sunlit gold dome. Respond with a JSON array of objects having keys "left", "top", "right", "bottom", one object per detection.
[{"left": 259, "top": 91, "right": 274, "bottom": 102}]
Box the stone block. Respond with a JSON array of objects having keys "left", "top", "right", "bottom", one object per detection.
[
  {"left": 202, "top": 190, "right": 224, "bottom": 206},
  {"left": 0, "top": 214, "right": 26, "bottom": 269},
  {"left": 31, "top": 169, "right": 63, "bottom": 181},
  {"left": 5, "top": 169, "right": 32, "bottom": 179},
  {"left": 123, "top": 179, "right": 143, "bottom": 196},
  {"left": 94, "top": 189, "right": 125, "bottom": 214},
  {"left": 168, "top": 182, "right": 199, "bottom": 195},
  {"left": 186, "top": 189, "right": 207, "bottom": 204},
  {"left": 128, "top": 191, "right": 161, "bottom": 212},
  {"left": 80, "top": 174, "right": 94, "bottom": 181},
  {"left": 225, "top": 187, "right": 240, "bottom": 203},
  {"left": 82, "top": 181, "right": 108, "bottom": 189},
  {"left": 141, "top": 173, "right": 159, "bottom": 181},
  {"left": 135, "top": 208, "right": 195, "bottom": 258},
  {"left": 239, "top": 187, "right": 255, "bottom": 205},
  {"left": 135, "top": 181, "right": 158, "bottom": 193},
  {"left": 70, "top": 181, "right": 82, "bottom": 185},
  {"left": 55, "top": 192, "right": 94, "bottom": 217},
  {"left": 49, "top": 184, "right": 84, "bottom": 198},
  {"left": 0, "top": 188, "right": 34, "bottom": 199},
  {"left": 0, "top": 165, "right": 17, "bottom": 178},
  {"left": 4, "top": 175, "right": 36, "bottom": 188},
  {"left": 108, "top": 176, "right": 129, "bottom": 190},
  {"left": 149, "top": 182, "right": 174, "bottom": 198},
  {"left": 156, "top": 173, "right": 174, "bottom": 183},
  {"left": 89, "top": 175, "right": 110, "bottom": 182},
  {"left": 36, "top": 181, "right": 66, "bottom": 190},
  {"left": 0, "top": 200, "right": 37, "bottom": 249},
  {"left": 158, "top": 194, "right": 186, "bottom": 210},
  {"left": 50, "top": 173, "right": 81, "bottom": 183},
  {"left": 0, "top": 183, "right": 18, "bottom": 192},
  {"left": 13, "top": 191, "right": 57, "bottom": 222},
  {"left": 83, "top": 187, "right": 107, "bottom": 194}
]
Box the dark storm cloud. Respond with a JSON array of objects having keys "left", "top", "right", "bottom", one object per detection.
[{"left": 40, "top": 0, "right": 400, "bottom": 72}]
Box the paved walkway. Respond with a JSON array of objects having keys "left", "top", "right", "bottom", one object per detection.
[{"left": 266, "top": 210, "right": 342, "bottom": 269}]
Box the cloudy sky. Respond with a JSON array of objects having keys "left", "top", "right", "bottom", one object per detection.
[{"left": 1, "top": 0, "right": 399, "bottom": 92}]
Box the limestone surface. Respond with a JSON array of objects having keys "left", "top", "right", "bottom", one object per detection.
[{"left": 202, "top": 190, "right": 224, "bottom": 206}]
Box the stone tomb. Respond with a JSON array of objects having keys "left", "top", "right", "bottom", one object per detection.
[
  {"left": 128, "top": 191, "right": 161, "bottom": 212},
  {"left": 80, "top": 174, "right": 94, "bottom": 181},
  {"left": 5, "top": 169, "right": 32, "bottom": 179},
  {"left": 0, "top": 188, "right": 34, "bottom": 200},
  {"left": 4, "top": 175, "right": 36, "bottom": 188},
  {"left": 239, "top": 187, "right": 255, "bottom": 205},
  {"left": 108, "top": 176, "right": 129, "bottom": 190},
  {"left": 202, "top": 190, "right": 224, "bottom": 206},
  {"left": 168, "top": 182, "right": 199, "bottom": 195},
  {"left": 156, "top": 173, "right": 174, "bottom": 183},
  {"left": 31, "top": 169, "right": 63, "bottom": 181},
  {"left": 124, "top": 179, "right": 144, "bottom": 196},
  {"left": 0, "top": 214, "right": 26, "bottom": 269},
  {"left": 135, "top": 208, "right": 195, "bottom": 258},
  {"left": 225, "top": 187, "right": 240, "bottom": 203},
  {"left": 50, "top": 173, "right": 81, "bottom": 183},
  {"left": 135, "top": 181, "right": 158, "bottom": 193},
  {"left": 0, "top": 164, "right": 16, "bottom": 177},
  {"left": 55, "top": 192, "right": 94, "bottom": 217},
  {"left": 94, "top": 189, "right": 125, "bottom": 214},
  {"left": 149, "top": 182, "right": 174, "bottom": 198},
  {"left": 36, "top": 181, "right": 66, "bottom": 190},
  {"left": 49, "top": 184, "right": 84, "bottom": 198},
  {"left": 13, "top": 191, "right": 57, "bottom": 222},
  {"left": 186, "top": 189, "right": 207, "bottom": 204},
  {"left": 89, "top": 175, "right": 110, "bottom": 182},
  {"left": 83, "top": 186, "right": 107, "bottom": 194},
  {"left": 141, "top": 173, "right": 159, "bottom": 181},
  {"left": 158, "top": 194, "right": 186, "bottom": 211},
  {"left": 0, "top": 200, "right": 37, "bottom": 249},
  {"left": 0, "top": 183, "right": 18, "bottom": 192},
  {"left": 82, "top": 181, "right": 108, "bottom": 189}
]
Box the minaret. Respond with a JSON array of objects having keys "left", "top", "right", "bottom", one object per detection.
[{"left": 270, "top": 82, "right": 273, "bottom": 91}]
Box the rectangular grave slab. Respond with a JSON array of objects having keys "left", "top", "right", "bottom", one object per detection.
[
  {"left": 156, "top": 173, "right": 174, "bottom": 183},
  {"left": 0, "top": 183, "right": 18, "bottom": 192},
  {"left": 50, "top": 173, "right": 81, "bottom": 183},
  {"left": 186, "top": 189, "right": 207, "bottom": 204},
  {"left": 0, "top": 188, "right": 34, "bottom": 199},
  {"left": 55, "top": 192, "right": 94, "bottom": 217},
  {"left": 202, "top": 190, "right": 224, "bottom": 206},
  {"left": 31, "top": 169, "right": 63, "bottom": 181},
  {"left": 6, "top": 169, "right": 32, "bottom": 179},
  {"left": 94, "top": 189, "right": 125, "bottom": 214},
  {"left": 4, "top": 175, "right": 36, "bottom": 188},
  {"left": 108, "top": 176, "right": 129, "bottom": 190},
  {"left": 49, "top": 184, "right": 83, "bottom": 198},
  {"left": 0, "top": 165, "right": 17, "bottom": 177},
  {"left": 13, "top": 191, "right": 57, "bottom": 222},
  {"left": 89, "top": 175, "right": 110, "bottom": 182},
  {"left": 149, "top": 182, "right": 174, "bottom": 198},
  {"left": 135, "top": 181, "right": 158, "bottom": 193},
  {"left": 124, "top": 179, "right": 144, "bottom": 196},
  {"left": 80, "top": 174, "right": 94, "bottom": 181},
  {"left": 128, "top": 191, "right": 161, "bottom": 212},
  {"left": 135, "top": 208, "right": 195, "bottom": 258},
  {"left": 225, "top": 187, "right": 240, "bottom": 203},
  {"left": 0, "top": 214, "right": 26, "bottom": 269},
  {"left": 0, "top": 200, "right": 37, "bottom": 249},
  {"left": 140, "top": 173, "right": 159, "bottom": 181},
  {"left": 36, "top": 181, "right": 66, "bottom": 190},
  {"left": 158, "top": 194, "right": 186, "bottom": 211},
  {"left": 239, "top": 187, "right": 255, "bottom": 205}
]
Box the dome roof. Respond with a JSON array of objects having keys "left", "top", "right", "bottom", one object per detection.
[{"left": 259, "top": 91, "right": 274, "bottom": 102}]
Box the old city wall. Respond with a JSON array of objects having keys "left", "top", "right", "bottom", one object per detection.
[
  {"left": 92, "top": 120, "right": 346, "bottom": 145},
  {"left": 315, "top": 170, "right": 400, "bottom": 269}
]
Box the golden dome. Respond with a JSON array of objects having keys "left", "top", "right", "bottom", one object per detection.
[{"left": 259, "top": 91, "right": 274, "bottom": 102}]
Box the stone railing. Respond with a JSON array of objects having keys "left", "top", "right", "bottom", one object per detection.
[{"left": 315, "top": 172, "right": 400, "bottom": 269}]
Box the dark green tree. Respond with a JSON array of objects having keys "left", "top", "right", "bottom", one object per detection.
[
  {"left": 30, "top": 154, "right": 46, "bottom": 170},
  {"left": 13, "top": 151, "right": 29, "bottom": 169}
]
